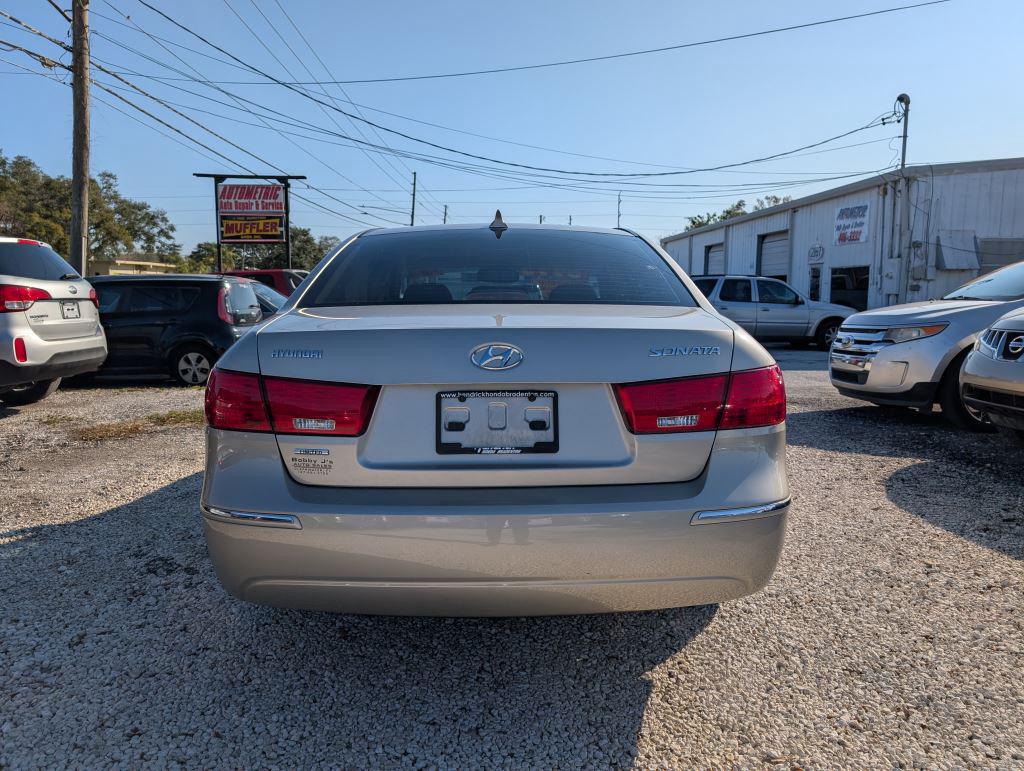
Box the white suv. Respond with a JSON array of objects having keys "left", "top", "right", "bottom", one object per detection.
[{"left": 0, "top": 238, "right": 107, "bottom": 405}]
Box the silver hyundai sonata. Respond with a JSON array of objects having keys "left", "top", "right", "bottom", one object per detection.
[{"left": 201, "top": 222, "right": 789, "bottom": 616}]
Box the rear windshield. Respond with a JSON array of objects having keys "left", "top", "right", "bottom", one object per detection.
[
  {"left": 943, "top": 261, "right": 1024, "bottom": 301},
  {"left": 299, "top": 229, "right": 696, "bottom": 308},
  {"left": 226, "top": 281, "right": 263, "bottom": 324},
  {"left": 0, "top": 243, "right": 79, "bottom": 281}
]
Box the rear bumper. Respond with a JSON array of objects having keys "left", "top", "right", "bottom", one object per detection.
[
  {"left": 0, "top": 344, "right": 107, "bottom": 388},
  {"left": 200, "top": 426, "right": 789, "bottom": 616}
]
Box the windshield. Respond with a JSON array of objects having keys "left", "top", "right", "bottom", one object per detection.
[
  {"left": 250, "top": 281, "right": 286, "bottom": 310},
  {"left": 943, "top": 261, "right": 1024, "bottom": 301},
  {"left": 0, "top": 242, "right": 79, "bottom": 280},
  {"left": 299, "top": 228, "right": 696, "bottom": 308}
]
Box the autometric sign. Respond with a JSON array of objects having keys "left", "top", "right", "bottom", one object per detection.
[
  {"left": 834, "top": 203, "right": 870, "bottom": 245},
  {"left": 217, "top": 183, "right": 287, "bottom": 243}
]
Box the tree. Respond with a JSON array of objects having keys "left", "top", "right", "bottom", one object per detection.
[
  {"left": 685, "top": 195, "right": 792, "bottom": 231},
  {"left": 0, "top": 151, "right": 179, "bottom": 262},
  {"left": 754, "top": 195, "right": 791, "bottom": 211},
  {"left": 177, "top": 230, "right": 341, "bottom": 273}
]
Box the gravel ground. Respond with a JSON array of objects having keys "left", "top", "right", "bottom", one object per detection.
[{"left": 1, "top": 351, "right": 1022, "bottom": 769}]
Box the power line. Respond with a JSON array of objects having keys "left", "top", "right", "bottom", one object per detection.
[
  {"left": 261, "top": 0, "right": 444, "bottom": 217},
  {"left": 130, "top": 0, "right": 903, "bottom": 181},
  {"left": 127, "top": 1, "right": 950, "bottom": 85},
  {"left": 91, "top": 3, "right": 405, "bottom": 225}
]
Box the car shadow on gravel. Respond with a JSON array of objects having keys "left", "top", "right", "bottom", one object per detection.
[
  {"left": 2, "top": 473, "right": 717, "bottom": 767},
  {"left": 787, "top": 406, "right": 1024, "bottom": 559}
]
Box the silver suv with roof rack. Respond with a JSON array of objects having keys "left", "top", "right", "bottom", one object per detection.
[
  {"left": 0, "top": 237, "right": 107, "bottom": 406},
  {"left": 691, "top": 274, "right": 854, "bottom": 348},
  {"left": 829, "top": 260, "right": 1024, "bottom": 430}
]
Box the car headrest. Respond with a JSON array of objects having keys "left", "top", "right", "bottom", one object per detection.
[
  {"left": 402, "top": 283, "right": 453, "bottom": 303},
  {"left": 548, "top": 284, "right": 598, "bottom": 302}
]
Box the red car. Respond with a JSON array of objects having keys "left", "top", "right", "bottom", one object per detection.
[{"left": 223, "top": 269, "right": 308, "bottom": 296}]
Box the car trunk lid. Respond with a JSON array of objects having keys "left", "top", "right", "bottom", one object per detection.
[{"left": 255, "top": 305, "right": 736, "bottom": 487}]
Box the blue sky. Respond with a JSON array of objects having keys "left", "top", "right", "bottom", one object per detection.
[{"left": 1, "top": 0, "right": 1021, "bottom": 253}]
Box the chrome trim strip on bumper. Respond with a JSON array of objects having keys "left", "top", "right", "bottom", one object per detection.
[
  {"left": 691, "top": 497, "right": 791, "bottom": 525},
  {"left": 201, "top": 505, "right": 302, "bottom": 529}
]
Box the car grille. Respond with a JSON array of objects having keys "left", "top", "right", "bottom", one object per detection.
[
  {"left": 979, "top": 328, "right": 1024, "bottom": 361},
  {"left": 832, "top": 325, "right": 889, "bottom": 356},
  {"left": 963, "top": 384, "right": 1024, "bottom": 415},
  {"left": 830, "top": 368, "right": 867, "bottom": 385}
]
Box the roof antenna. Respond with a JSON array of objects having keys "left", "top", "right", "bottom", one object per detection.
[{"left": 489, "top": 209, "right": 508, "bottom": 239}]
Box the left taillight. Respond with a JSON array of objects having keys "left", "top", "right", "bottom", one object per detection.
[
  {"left": 614, "top": 364, "right": 785, "bottom": 434},
  {"left": 263, "top": 377, "right": 379, "bottom": 436},
  {"left": 204, "top": 370, "right": 379, "bottom": 436},
  {"left": 0, "top": 284, "right": 51, "bottom": 312},
  {"left": 204, "top": 370, "right": 271, "bottom": 432}
]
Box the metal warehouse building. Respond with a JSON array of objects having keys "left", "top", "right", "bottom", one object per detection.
[{"left": 660, "top": 157, "right": 1024, "bottom": 310}]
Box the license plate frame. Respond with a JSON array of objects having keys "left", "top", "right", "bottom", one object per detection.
[
  {"left": 60, "top": 301, "right": 81, "bottom": 320},
  {"left": 436, "top": 389, "right": 558, "bottom": 455}
]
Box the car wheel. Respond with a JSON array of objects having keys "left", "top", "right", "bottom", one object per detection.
[
  {"left": 171, "top": 345, "right": 216, "bottom": 386},
  {"left": 0, "top": 378, "right": 61, "bottom": 406},
  {"left": 938, "top": 355, "right": 994, "bottom": 432},
  {"left": 814, "top": 318, "right": 843, "bottom": 349}
]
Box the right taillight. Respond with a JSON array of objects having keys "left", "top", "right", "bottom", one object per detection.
[
  {"left": 205, "top": 370, "right": 271, "bottom": 432},
  {"left": 0, "top": 284, "right": 51, "bottom": 312},
  {"left": 615, "top": 364, "right": 785, "bottom": 434},
  {"left": 720, "top": 365, "right": 786, "bottom": 429},
  {"left": 614, "top": 373, "right": 728, "bottom": 433},
  {"left": 204, "top": 370, "right": 379, "bottom": 436}
]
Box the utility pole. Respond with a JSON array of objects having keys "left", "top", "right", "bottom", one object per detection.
[
  {"left": 616, "top": 191, "right": 622, "bottom": 228},
  {"left": 70, "top": 0, "right": 90, "bottom": 275},
  {"left": 409, "top": 171, "right": 417, "bottom": 227},
  {"left": 442, "top": 204, "right": 448, "bottom": 224},
  {"left": 897, "top": 93, "right": 910, "bottom": 171},
  {"left": 895, "top": 93, "right": 912, "bottom": 301}
]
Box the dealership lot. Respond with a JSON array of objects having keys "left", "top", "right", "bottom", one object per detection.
[{"left": 1, "top": 351, "right": 1022, "bottom": 768}]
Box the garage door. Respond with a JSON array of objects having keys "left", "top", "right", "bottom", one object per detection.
[
  {"left": 705, "top": 243, "right": 725, "bottom": 274},
  {"left": 758, "top": 232, "right": 789, "bottom": 280}
]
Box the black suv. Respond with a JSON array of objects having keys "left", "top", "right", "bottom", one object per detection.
[{"left": 90, "top": 275, "right": 263, "bottom": 385}]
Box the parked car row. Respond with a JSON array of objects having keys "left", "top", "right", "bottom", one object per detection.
[
  {"left": 828, "top": 260, "right": 1024, "bottom": 440},
  {"left": 0, "top": 237, "right": 293, "bottom": 405}
]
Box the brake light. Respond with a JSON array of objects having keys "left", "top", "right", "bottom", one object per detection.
[
  {"left": 720, "top": 365, "right": 786, "bottom": 429},
  {"left": 0, "top": 284, "right": 51, "bottom": 312},
  {"left": 614, "top": 365, "right": 785, "bottom": 433},
  {"left": 89, "top": 287, "right": 98, "bottom": 308},
  {"left": 216, "top": 286, "right": 233, "bottom": 325},
  {"left": 264, "top": 377, "right": 379, "bottom": 436},
  {"left": 13, "top": 337, "right": 27, "bottom": 363},
  {"left": 614, "top": 374, "right": 728, "bottom": 433},
  {"left": 204, "top": 370, "right": 270, "bottom": 432},
  {"left": 16, "top": 238, "right": 41, "bottom": 246}
]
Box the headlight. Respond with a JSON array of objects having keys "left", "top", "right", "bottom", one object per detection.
[{"left": 882, "top": 323, "right": 948, "bottom": 344}]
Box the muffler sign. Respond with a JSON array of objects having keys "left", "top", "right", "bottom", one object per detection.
[{"left": 217, "top": 183, "right": 286, "bottom": 243}]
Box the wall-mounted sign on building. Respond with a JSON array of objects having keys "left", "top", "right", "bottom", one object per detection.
[
  {"left": 835, "top": 203, "right": 870, "bottom": 245},
  {"left": 217, "top": 183, "right": 286, "bottom": 244},
  {"left": 807, "top": 244, "right": 825, "bottom": 263}
]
